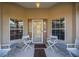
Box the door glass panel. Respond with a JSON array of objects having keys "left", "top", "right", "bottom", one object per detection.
[{"left": 32, "top": 20, "right": 43, "bottom": 43}]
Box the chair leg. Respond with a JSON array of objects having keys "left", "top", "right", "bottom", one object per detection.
[
  {"left": 53, "top": 45, "right": 57, "bottom": 50},
  {"left": 23, "top": 45, "right": 27, "bottom": 49},
  {"left": 49, "top": 44, "right": 54, "bottom": 48},
  {"left": 68, "top": 51, "right": 73, "bottom": 57},
  {"left": 47, "top": 43, "right": 57, "bottom": 51},
  {"left": 29, "top": 45, "right": 32, "bottom": 48},
  {"left": 47, "top": 42, "right": 51, "bottom": 48},
  {"left": 25, "top": 44, "right": 32, "bottom": 49},
  {"left": 47, "top": 44, "right": 53, "bottom": 49},
  {"left": 27, "top": 45, "right": 32, "bottom": 48}
]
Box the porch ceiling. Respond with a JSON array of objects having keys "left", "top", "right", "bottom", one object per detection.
[{"left": 15, "top": 2, "right": 58, "bottom": 8}]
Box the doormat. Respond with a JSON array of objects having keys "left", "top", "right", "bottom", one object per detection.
[
  {"left": 34, "top": 44, "right": 46, "bottom": 48},
  {"left": 34, "top": 49, "right": 46, "bottom": 57}
]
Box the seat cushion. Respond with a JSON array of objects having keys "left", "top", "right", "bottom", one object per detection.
[
  {"left": 55, "top": 43, "right": 69, "bottom": 56},
  {"left": 10, "top": 42, "right": 24, "bottom": 49},
  {"left": 55, "top": 43, "right": 67, "bottom": 50},
  {"left": 67, "top": 48, "right": 79, "bottom": 57}
]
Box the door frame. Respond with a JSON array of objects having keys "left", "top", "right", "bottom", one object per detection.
[{"left": 32, "top": 20, "right": 43, "bottom": 44}]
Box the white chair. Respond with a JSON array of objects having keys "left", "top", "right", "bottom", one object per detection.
[
  {"left": 22, "top": 35, "right": 32, "bottom": 49},
  {"left": 47, "top": 35, "right": 58, "bottom": 49},
  {"left": 67, "top": 39, "right": 79, "bottom": 56}
]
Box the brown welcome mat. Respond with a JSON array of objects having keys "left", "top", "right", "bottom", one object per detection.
[
  {"left": 34, "top": 44, "right": 46, "bottom": 48},
  {"left": 34, "top": 44, "right": 46, "bottom": 57},
  {"left": 34, "top": 49, "right": 46, "bottom": 57}
]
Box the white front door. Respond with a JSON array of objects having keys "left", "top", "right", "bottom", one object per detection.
[{"left": 32, "top": 20, "right": 43, "bottom": 44}]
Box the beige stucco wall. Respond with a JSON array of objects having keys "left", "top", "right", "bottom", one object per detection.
[
  {"left": 76, "top": 3, "right": 79, "bottom": 39},
  {"left": 0, "top": 3, "right": 1, "bottom": 48},
  {"left": 72, "top": 3, "right": 76, "bottom": 43},
  {"left": 0, "top": 2, "right": 77, "bottom": 48},
  {"left": 1, "top": 3, "right": 26, "bottom": 48},
  {"left": 25, "top": 8, "right": 50, "bottom": 19}
]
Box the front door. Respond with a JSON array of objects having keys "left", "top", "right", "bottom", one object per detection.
[{"left": 32, "top": 20, "right": 43, "bottom": 44}]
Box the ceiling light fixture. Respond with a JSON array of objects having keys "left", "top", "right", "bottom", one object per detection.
[{"left": 36, "top": 2, "right": 40, "bottom": 8}]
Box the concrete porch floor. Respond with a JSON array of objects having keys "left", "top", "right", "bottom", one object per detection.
[{"left": 2, "top": 40, "right": 71, "bottom": 57}]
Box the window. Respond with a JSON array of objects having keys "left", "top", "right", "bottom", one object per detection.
[
  {"left": 52, "top": 18, "right": 65, "bottom": 40},
  {"left": 10, "top": 18, "right": 23, "bottom": 40}
]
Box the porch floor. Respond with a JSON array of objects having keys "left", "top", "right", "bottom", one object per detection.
[{"left": 3, "top": 41, "right": 71, "bottom": 57}]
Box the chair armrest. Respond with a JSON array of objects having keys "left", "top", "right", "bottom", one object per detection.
[
  {"left": 47, "top": 40, "right": 54, "bottom": 44},
  {"left": 67, "top": 44, "right": 75, "bottom": 48}
]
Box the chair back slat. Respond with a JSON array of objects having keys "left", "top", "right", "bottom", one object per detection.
[
  {"left": 48, "top": 35, "right": 58, "bottom": 43},
  {"left": 22, "top": 35, "right": 30, "bottom": 44},
  {"left": 50, "top": 36, "right": 58, "bottom": 41}
]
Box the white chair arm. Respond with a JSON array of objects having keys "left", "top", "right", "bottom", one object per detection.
[{"left": 67, "top": 44, "right": 75, "bottom": 48}]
